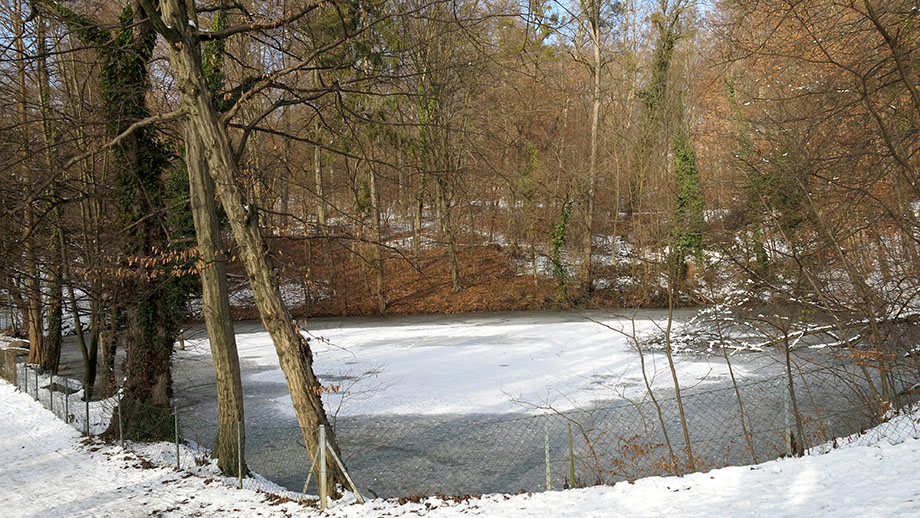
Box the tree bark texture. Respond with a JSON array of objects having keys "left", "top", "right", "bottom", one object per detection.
[
  {"left": 185, "top": 124, "right": 247, "bottom": 476},
  {"left": 146, "top": 0, "right": 344, "bottom": 489}
]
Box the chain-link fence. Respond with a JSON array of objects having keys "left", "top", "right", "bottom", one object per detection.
[
  {"left": 3, "top": 355, "right": 327, "bottom": 500},
  {"left": 317, "top": 363, "right": 920, "bottom": 497},
  {"left": 5, "top": 350, "right": 920, "bottom": 501},
  {"left": 177, "top": 360, "right": 920, "bottom": 498}
]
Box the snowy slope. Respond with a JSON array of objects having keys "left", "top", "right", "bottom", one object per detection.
[{"left": 2, "top": 380, "right": 919, "bottom": 517}]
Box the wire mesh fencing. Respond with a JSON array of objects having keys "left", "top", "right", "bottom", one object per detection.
[
  {"left": 6, "top": 351, "right": 920, "bottom": 501},
  {"left": 11, "top": 360, "right": 100, "bottom": 434},
  {"left": 318, "top": 363, "right": 920, "bottom": 497},
  {"left": 173, "top": 362, "right": 920, "bottom": 499}
]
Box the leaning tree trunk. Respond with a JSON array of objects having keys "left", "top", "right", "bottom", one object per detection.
[
  {"left": 186, "top": 125, "right": 247, "bottom": 476},
  {"left": 144, "top": 0, "right": 345, "bottom": 491}
]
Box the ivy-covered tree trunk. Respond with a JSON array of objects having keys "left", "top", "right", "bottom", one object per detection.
[
  {"left": 670, "top": 130, "right": 704, "bottom": 282},
  {"left": 551, "top": 200, "right": 574, "bottom": 300},
  {"left": 627, "top": 4, "right": 680, "bottom": 217},
  {"left": 49, "top": 1, "right": 188, "bottom": 437}
]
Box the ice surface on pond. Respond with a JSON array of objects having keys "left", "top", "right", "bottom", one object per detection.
[{"left": 177, "top": 309, "right": 758, "bottom": 417}]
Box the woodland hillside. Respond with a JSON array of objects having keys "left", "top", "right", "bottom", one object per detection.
[{"left": 1, "top": 0, "right": 918, "bottom": 485}]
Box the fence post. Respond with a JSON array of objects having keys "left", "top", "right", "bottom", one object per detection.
[
  {"left": 34, "top": 368, "right": 39, "bottom": 400},
  {"left": 174, "top": 408, "right": 181, "bottom": 470},
  {"left": 237, "top": 421, "right": 243, "bottom": 489},
  {"left": 784, "top": 383, "right": 793, "bottom": 457},
  {"left": 117, "top": 396, "right": 124, "bottom": 447},
  {"left": 544, "top": 417, "right": 552, "bottom": 491},
  {"left": 298, "top": 442, "right": 321, "bottom": 505},
  {"left": 568, "top": 423, "right": 576, "bottom": 488},
  {"left": 64, "top": 383, "right": 69, "bottom": 423},
  {"left": 49, "top": 374, "right": 54, "bottom": 414},
  {"left": 318, "top": 425, "right": 328, "bottom": 509},
  {"left": 83, "top": 383, "right": 89, "bottom": 435},
  {"left": 323, "top": 436, "right": 365, "bottom": 504}
]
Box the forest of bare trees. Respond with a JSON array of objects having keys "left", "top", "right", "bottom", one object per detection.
[{"left": 0, "top": 0, "right": 917, "bottom": 490}]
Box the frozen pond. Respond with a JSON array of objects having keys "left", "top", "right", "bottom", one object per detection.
[
  {"left": 173, "top": 308, "right": 773, "bottom": 418},
  {"left": 169, "top": 308, "right": 868, "bottom": 497},
  {"left": 38, "top": 307, "right": 894, "bottom": 496}
]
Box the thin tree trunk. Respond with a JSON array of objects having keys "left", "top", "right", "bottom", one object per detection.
[
  {"left": 368, "top": 167, "right": 387, "bottom": 313},
  {"left": 280, "top": 137, "right": 290, "bottom": 229},
  {"left": 665, "top": 286, "right": 695, "bottom": 471},
  {"left": 313, "top": 70, "right": 326, "bottom": 229},
  {"left": 582, "top": 5, "right": 602, "bottom": 294},
  {"left": 414, "top": 174, "right": 426, "bottom": 259},
  {"left": 38, "top": 12, "right": 62, "bottom": 373},
  {"left": 436, "top": 176, "right": 461, "bottom": 292}
]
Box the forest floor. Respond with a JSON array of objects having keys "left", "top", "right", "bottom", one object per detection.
[
  {"left": 223, "top": 238, "right": 672, "bottom": 320},
  {"left": 3, "top": 378, "right": 920, "bottom": 517}
]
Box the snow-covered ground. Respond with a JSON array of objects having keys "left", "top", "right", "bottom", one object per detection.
[
  {"left": 3, "top": 379, "right": 920, "bottom": 517},
  {"left": 176, "top": 310, "right": 765, "bottom": 418}
]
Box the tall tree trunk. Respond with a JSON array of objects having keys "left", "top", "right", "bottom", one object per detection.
[
  {"left": 144, "top": 0, "right": 344, "bottom": 490},
  {"left": 279, "top": 137, "right": 290, "bottom": 229},
  {"left": 186, "top": 126, "right": 247, "bottom": 476},
  {"left": 581, "top": 3, "right": 602, "bottom": 294},
  {"left": 47, "top": 0, "right": 186, "bottom": 437},
  {"left": 15, "top": 0, "right": 45, "bottom": 366},
  {"left": 38, "top": 12, "right": 62, "bottom": 373},
  {"left": 186, "top": 3, "right": 247, "bottom": 476},
  {"left": 414, "top": 174, "right": 426, "bottom": 259},
  {"left": 313, "top": 70, "right": 326, "bottom": 229}
]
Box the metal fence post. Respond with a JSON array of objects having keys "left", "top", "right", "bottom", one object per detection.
[
  {"left": 784, "top": 383, "right": 793, "bottom": 457},
  {"left": 568, "top": 423, "right": 576, "bottom": 487},
  {"left": 83, "top": 383, "right": 89, "bottom": 435},
  {"left": 318, "top": 425, "right": 328, "bottom": 509},
  {"left": 237, "top": 421, "right": 243, "bottom": 489},
  {"left": 544, "top": 417, "right": 552, "bottom": 491},
  {"left": 174, "top": 407, "right": 181, "bottom": 470},
  {"left": 117, "top": 397, "right": 124, "bottom": 447},
  {"left": 64, "top": 383, "right": 69, "bottom": 423},
  {"left": 49, "top": 374, "right": 54, "bottom": 414},
  {"left": 34, "top": 368, "right": 39, "bottom": 400},
  {"left": 323, "top": 436, "right": 364, "bottom": 504}
]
